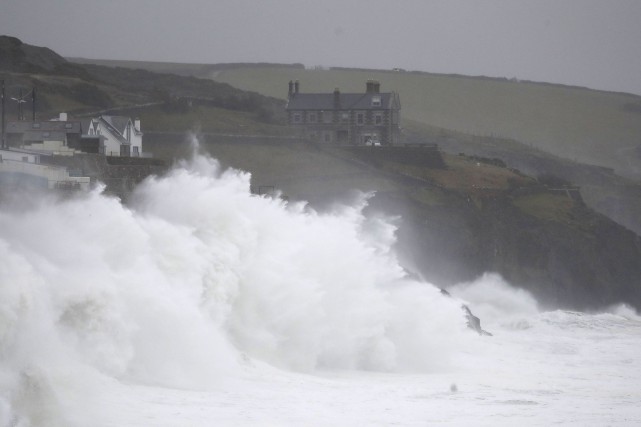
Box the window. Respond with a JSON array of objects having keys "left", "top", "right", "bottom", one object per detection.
[
  {"left": 133, "top": 146, "right": 140, "bottom": 156},
  {"left": 375, "top": 114, "right": 383, "bottom": 125},
  {"left": 65, "top": 123, "right": 73, "bottom": 129},
  {"left": 341, "top": 112, "right": 349, "bottom": 123},
  {"left": 32, "top": 123, "right": 40, "bottom": 129},
  {"left": 324, "top": 132, "right": 331, "bottom": 142},
  {"left": 357, "top": 113, "right": 364, "bottom": 125},
  {"left": 371, "top": 96, "right": 381, "bottom": 107},
  {"left": 308, "top": 112, "right": 317, "bottom": 123},
  {"left": 293, "top": 113, "right": 302, "bottom": 123},
  {"left": 323, "top": 111, "right": 332, "bottom": 123},
  {"left": 22, "top": 156, "right": 28, "bottom": 162}
]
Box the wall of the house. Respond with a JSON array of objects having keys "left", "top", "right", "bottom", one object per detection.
[
  {"left": 288, "top": 107, "right": 400, "bottom": 145},
  {"left": 23, "top": 139, "right": 77, "bottom": 156},
  {"left": 0, "top": 149, "right": 90, "bottom": 190},
  {"left": 129, "top": 122, "right": 143, "bottom": 157},
  {"left": 97, "top": 124, "right": 124, "bottom": 156}
]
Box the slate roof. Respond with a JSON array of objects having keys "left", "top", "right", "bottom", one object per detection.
[
  {"left": 286, "top": 92, "right": 399, "bottom": 111},
  {"left": 100, "top": 115, "right": 131, "bottom": 136}
]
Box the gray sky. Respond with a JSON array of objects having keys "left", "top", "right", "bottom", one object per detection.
[{"left": 2, "top": 0, "right": 641, "bottom": 95}]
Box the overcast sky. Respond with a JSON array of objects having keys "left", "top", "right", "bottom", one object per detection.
[{"left": 2, "top": 0, "right": 641, "bottom": 95}]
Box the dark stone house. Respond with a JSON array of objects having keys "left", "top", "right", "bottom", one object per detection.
[{"left": 285, "top": 80, "right": 401, "bottom": 145}]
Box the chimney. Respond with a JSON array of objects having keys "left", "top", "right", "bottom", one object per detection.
[
  {"left": 294, "top": 80, "right": 300, "bottom": 95},
  {"left": 366, "top": 80, "right": 380, "bottom": 93},
  {"left": 134, "top": 118, "right": 141, "bottom": 132},
  {"left": 288, "top": 80, "right": 294, "bottom": 97},
  {"left": 333, "top": 88, "right": 341, "bottom": 109},
  {"left": 59, "top": 112, "right": 67, "bottom": 121}
]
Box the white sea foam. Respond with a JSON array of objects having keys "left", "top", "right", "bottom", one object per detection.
[{"left": 0, "top": 148, "right": 474, "bottom": 425}]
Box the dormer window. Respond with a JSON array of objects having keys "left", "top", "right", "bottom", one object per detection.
[{"left": 371, "top": 96, "right": 381, "bottom": 107}]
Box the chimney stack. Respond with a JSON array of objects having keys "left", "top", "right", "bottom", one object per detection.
[
  {"left": 333, "top": 88, "right": 341, "bottom": 109},
  {"left": 59, "top": 112, "right": 67, "bottom": 121},
  {"left": 134, "top": 118, "right": 141, "bottom": 132},
  {"left": 294, "top": 80, "right": 300, "bottom": 95},
  {"left": 288, "top": 80, "right": 294, "bottom": 97}
]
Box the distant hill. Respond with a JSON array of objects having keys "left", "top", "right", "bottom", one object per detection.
[
  {"left": 206, "top": 66, "right": 641, "bottom": 180},
  {"left": 0, "top": 36, "right": 286, "bottom": 132},
  {"left": 69, "top": 57, "right": 304, "bottom": 78},
  {"left": 0, "top": 35, "right": 84, "bottom": 76},
  {"left": 69, "top": 59, "right": 641, "bottom": 180}
]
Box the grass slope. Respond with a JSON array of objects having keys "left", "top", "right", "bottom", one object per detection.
[{"left": 208, "top": 67, "right": 641, "bottom": 179}]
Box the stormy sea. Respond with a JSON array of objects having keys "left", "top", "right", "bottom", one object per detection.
[{"left": 1, "top": 145, "right": 640, "bottom": 426}]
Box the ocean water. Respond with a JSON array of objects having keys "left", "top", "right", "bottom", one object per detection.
[{"left": 1, "top": 147, "right": 640, "bottom": 426}]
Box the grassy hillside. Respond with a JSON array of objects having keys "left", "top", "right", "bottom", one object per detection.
[
  {"left": 1, "top": 37, "right": 286, "bottom": 135},
  {"left": 66, "top": 58, "right": 641, "bottom": 180},
  {"left": 207, "top": 67, "right": 641, "bottom": 179}
]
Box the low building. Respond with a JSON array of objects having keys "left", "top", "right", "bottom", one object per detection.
[
  {"left": 86, "top": 115, "right": 142, "bottom": 157},
  {"left": 285, "top": 80, "right": 401, "bottom": 145},
  {"left": 5, "top": 113, "right": 82, "bottom": 154},
  {"left": 0, "top": 148, "right": 90, "bottom": 191}
]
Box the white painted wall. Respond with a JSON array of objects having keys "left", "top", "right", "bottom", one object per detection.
[
  {"left": 0, "top": 149, "right": 39, "bottom": 163},
  {"left": 94, "top": 118, "right": 143, "bottom": 156}
]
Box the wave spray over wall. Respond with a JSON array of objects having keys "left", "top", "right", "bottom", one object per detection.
[{"left": 0, "top": 147, "right": 472, "bottom": 425}]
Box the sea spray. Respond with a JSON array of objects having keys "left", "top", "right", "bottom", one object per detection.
[
  {"left": 0, "top": 147, "right": 473, "bottom": 425},
  {"left": 449, "top": 273, "right": 539, "bottom": 329}
]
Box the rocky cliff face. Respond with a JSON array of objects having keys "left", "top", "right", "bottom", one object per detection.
[
  {"left": 481, "top": 196, "right": 641, "bottom": 310},
  {"left": 372, "top": 184, "right": 641, "bottom": 311}
]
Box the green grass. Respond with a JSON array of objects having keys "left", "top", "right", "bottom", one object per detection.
[
  {"left": 513, "top": 193, "right": 575, "bottom": 223},
  {"left": 207, "top": 67, "right": 641, "bottom": 178},
  {"left": 133, "top": 105, "right": 291, "bottom": 135}
]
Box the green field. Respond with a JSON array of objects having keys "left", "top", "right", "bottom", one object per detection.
[{"left": 207, "top": 67, "right": 641, "bottom": 179}]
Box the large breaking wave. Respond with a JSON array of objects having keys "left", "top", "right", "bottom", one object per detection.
[{"left": 0, "top": 147, "right": 473, "bottom": 425}]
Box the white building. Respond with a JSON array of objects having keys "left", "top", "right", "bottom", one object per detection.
[{"left": 86, "top": 115, "right": 143, "bottom": 157}]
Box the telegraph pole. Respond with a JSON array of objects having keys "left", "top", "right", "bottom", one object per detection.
[
  {"left": 18, "top": 88, "right": 23, "bottom": 121},
  {"left": 1, "top": 80, "right": 5, "bottom": 149},
  {"left": 32, "top": 86, "right": 36, "bottom": 121}
]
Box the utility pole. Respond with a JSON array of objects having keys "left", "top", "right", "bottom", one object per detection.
[
  {"left": 32, "top": 86, "right": 36, "bottom": 121},
  {"left": 18, "top": 88, "right": 23, "bottom": 121},
  {"left": 1, "top": 80, "right": 5, "bottom": 149}
]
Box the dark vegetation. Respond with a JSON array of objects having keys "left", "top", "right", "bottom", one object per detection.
[
  {"left": 80, "top": 63, "right": 283, "bottom": 117},
  {"left": 0, "top": 36, "right": 285, "bottom": 126}
]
